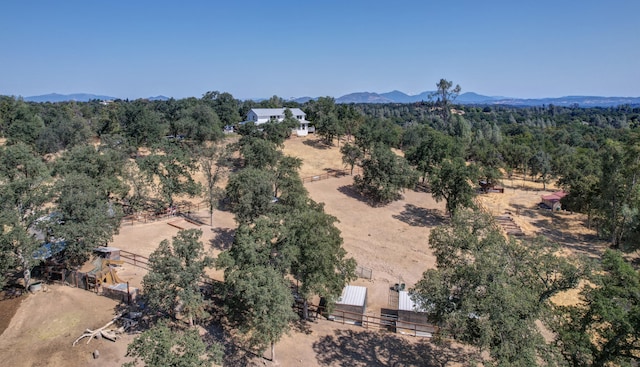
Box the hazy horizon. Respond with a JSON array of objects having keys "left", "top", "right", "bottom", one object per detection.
[{"left": 2, "top": 1, "right": 639, "bottom": 100}]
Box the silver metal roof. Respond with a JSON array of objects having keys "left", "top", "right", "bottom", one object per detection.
[{"left": 336, "top": 285, "right": 367, "bottom": 306}]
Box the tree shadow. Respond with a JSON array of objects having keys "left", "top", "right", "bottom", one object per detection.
[
  {"left": 393, "top": 204, "right": 446, "bottom": 227},
  {"left": 201, "top": 322, "right": 264, "bottom": 367},
  {"left": 337, "top": 185, "right": 371, "bottom": 205},
  {"left": 507, "top": 203, "right": 540, "bottom": 219},
  {"left": 210, "top": 228, "right": 235, "bottom": 251},
  {"left": 303, "top": 138, "right": 332, "bottom": 150},
  {"left": 324, "top": 167, "right": 350, "bottom": 177},
  {"left": 312, "top": 329, "right": 474, "bottom": 367},
  {"left": 532, "top": 222, "right": 604, "bottom": 258}
]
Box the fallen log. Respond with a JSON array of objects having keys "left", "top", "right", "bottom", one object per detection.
[{"left": 72, "top": 312, "right": 124, "bottom": 346}]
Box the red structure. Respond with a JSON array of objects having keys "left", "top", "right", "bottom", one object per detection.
[{"left": 541, "top": 191, "right": 567, "bottom": 210}]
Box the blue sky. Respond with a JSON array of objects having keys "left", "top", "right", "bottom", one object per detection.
[{"left": 1, "top": 1, "right": 638, "bottom": 100}]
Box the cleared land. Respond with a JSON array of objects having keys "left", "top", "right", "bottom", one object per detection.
[{"left": 0, "top": 135, "right": 608, "bottom": 366}]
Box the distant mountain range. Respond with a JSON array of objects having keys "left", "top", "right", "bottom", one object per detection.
[
  {"left": 22, "top": 93, "right": 169, "bottom": 102},
  {"left": 334, "top": 90, "right": 640, "bottom": 107},
  {"left": 15, "top": 92, "right": 640, "bottom": 107}
]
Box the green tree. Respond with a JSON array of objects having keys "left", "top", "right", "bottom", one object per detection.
[
  {"left": 340, "top": 143, "right": 363, "bottom": 175},
  {"left": 122, "top": 101, "right": 166, "bottom": 148},
  {"left": 262, "top": 116, "right": 296, "bottom": 147},
  {"left": 54, "top": 144, "right": 129, "bottom": 199},
  {"left": 354, "top": 117, "right": 402, "bottom": 154},
  {"left": 225, "top": 168, "right": 276, "bottom": 224},
  {"left": 413, "top": 210, "right": 584, "bottom": 366},
  {"left": 552, "top": 250, "right": 640, "bottom": 367},
  {"left": 556, "top": 147, "right": 601, "bottom": 228},
  {"left": 143, "top": 229, "right": 213, "bottom": 326},
  {"left": 198, "top": 143, "right": 230, "bottom": 226},
  {"left": 337, "top": 104, "right": 363, "bottom": 142},
  {"left": 309, "top": 97, "right": 342, "bottom": 145},
  {"left": 0, "top": 143, "right": 52, "bottom": 288},
  {"left": 202, "top": 90, "right": 241, "bottom": 127},
  {"left": 354, "top": 144, "right": 418, "bottom": 205},
  {"left": 124, "top": 319, "right": 223, "bottom": 367},
  {"left": 285, "top": 202, "right": 357, "bottom": 319},
  {"left": 271, "top": 155, "right": 307, "bottom": 210},
  {"left": 175, "top": 103, "right": 223, "bottom": 143},
  {"left": 36, "top": 112, "right": 92, "bottom": 154},
  {"left": 138, "top": 143, "right": 201, "bottom": 208},
  {"left": 49, "top": 172, "right": 123, "bottom": 267},
  {"left": 239, "top": 135, "right": 281, "bottom": 169},
  {"left": 429, "top": 157, "right": 478, "bottom": 217},
  {"left": 597, "top": 138, "right": 640, "bottom": 249},
  {"left": 530, "top": 150, "right": 553, "bottom": 190},
  {"left": 405, "top": 127, "right": 457, "bottom": 183},
  {"left": 223, "top": 264, "right": 297, "bottom": 361},
  {"left": 430, "top": 78, "right": 461, "bottom": 122}
]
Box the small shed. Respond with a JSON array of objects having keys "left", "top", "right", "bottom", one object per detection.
[
  {"left": 330, "top": 285, "right": 367, "bottom": 324},
  {"left": 541, "top": 191, "right": 567, "bottom": 211},
  {"left": 94, "top": 246, "right": 121, "bottom": 261},
  {"left": 396, "top": 291, "right": 437, "bottom": 337}
]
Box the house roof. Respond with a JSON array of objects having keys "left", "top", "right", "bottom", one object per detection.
[
  {"left": 248, "top": 108, "right": 305, "bottom": 117},
  {"left": 541, "top": 191, "right": 568, "bottom": 202},
  {"left": 336, "top": 285, "right": 367, "bottom": 307},
  {"left": 398, "top": 290, "right": 428, "bottom": 312}
]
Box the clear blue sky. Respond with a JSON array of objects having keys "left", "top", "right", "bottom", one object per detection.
[{"left": 1, "top": 1, "right": 638, "bottom": 100}]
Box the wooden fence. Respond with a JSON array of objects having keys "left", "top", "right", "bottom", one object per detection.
[
  {"left": 121, "top": 201, "right": 208, "bottom": 226},
  {"left": 301, "top": 167, "right": 362, "bottom": 184},
  {"left": 120, "top": 250, "right": 149, "bottom": 270},
  {"left": 328, "top": 307, "right": 439, "bottom": 337}
]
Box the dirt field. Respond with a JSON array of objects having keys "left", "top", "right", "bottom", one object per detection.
[
  {"left": 0, "top": 285, "right": 135, "bottom": 367},
  {"left": 0, "top": 135, "right": 609, "bottom": 366},
  {"left": 476, "top": 174, "right": 608, "bottom": 258}
]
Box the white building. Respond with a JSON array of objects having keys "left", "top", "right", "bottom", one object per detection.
[
  {"left": 244, "top": 108, "right": 311, "bottom": 136},
  {"left": 329, "top": 285, "right": 367, "bottom": 324}
]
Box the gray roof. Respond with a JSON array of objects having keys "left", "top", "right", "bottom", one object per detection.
[
  {"left": 398, "top": 290, "right": 429, "bottom": 312},
  {"left": 248, "top": 108, "right": 305, "bottom": 117},
  {"left": 336, "top": 285, "right": 367, "bottom": 306}
]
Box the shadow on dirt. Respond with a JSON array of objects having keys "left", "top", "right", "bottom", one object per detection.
[
  {"left": 337, "top": 185, "right": 370, "bottom": 205},
  {"left": 210, "top": 228, "right": 235, "bottom": 251},
  {"left": 303, "top": 139, "right": 332, "bottom": 150},
  {"left": 312, "top": 329, "right": 474, "bottom": 367},
  {"left": 393, "top": 204, "right": 446, "bottom": 228}
]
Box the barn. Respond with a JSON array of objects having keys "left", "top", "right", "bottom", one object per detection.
[
  {"left": 329, "top": 285, "right": 367, "bottom": 325},
  {"left": 396, "top": 290, "right": 437, "bottom": 337}
]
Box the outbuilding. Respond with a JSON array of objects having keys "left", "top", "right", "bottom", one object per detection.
[
  {"left": 329, "top": 285, "right": 367, "bottom": 324},
  {"left": 541, "top": 191, "right": 567, "bottom": 211},
  {"left": 396, "top": 290, "right": 437, "bottom": 337}
]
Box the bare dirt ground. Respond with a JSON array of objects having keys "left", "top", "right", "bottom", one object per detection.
[
  {"left": 0, "top": 285, "right": 135, "bottom": 367},
  {"left": 476, "top": 174, "right": 608, "bottom": 258},
  {"left": 0, "top": 135, "right": 613, "bottom": 366}
]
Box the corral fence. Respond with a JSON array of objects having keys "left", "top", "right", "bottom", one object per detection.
[
  {"left": 301, "top": 167, "right": 362, "bottom": 184},
  {"left": 121, "top": 201, "right": 208, "bottom": 226},
  {"left": 327, "top": 307, "right": 439, "bottom": 337},
  {"left": 120, "top": 250, "right": 149, "bottom": 270},
  {"left": 355, "top": 265, "right": 373, "bottom": 280}
]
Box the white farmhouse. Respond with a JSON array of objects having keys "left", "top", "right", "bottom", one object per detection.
[{"left": 244, "top": 108, "right": 311, "bottom": 136}]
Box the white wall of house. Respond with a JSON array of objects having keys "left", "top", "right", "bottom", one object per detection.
[{"left": 245, "top": 108, "right": 311, "bottom": 136}]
